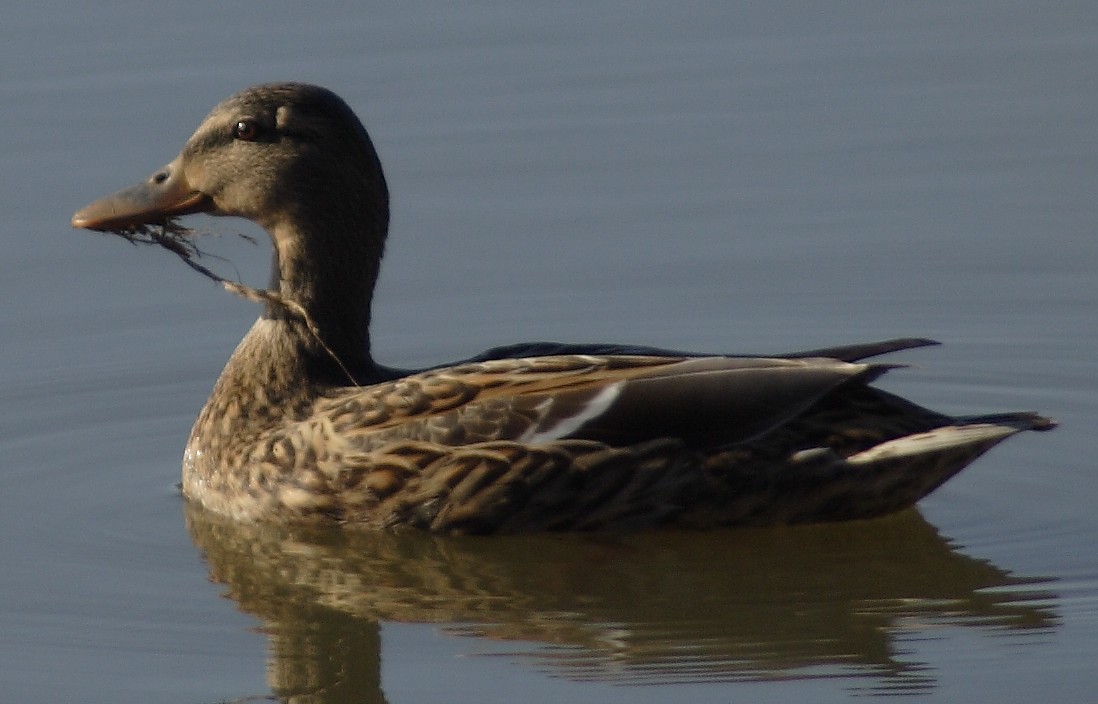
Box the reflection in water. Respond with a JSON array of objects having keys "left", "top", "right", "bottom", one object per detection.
[{"left": 185, "top": 505, "right": 1056, "bottom": 702}]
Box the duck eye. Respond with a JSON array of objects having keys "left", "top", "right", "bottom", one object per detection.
[{"left": 232, "top": 119, "right": 260, "bottom": 141}]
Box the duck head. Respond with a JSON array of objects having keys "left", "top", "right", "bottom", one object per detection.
[
  {"left": 73, "top": 83, "right": 391, "bottom": 371},
  {"left": 73, "top": 81, "right": 388, "bottom": 239}
]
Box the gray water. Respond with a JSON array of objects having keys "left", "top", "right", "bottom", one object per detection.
[{"left": 2, "top": 2, "right": 1096, "bottom": 702}]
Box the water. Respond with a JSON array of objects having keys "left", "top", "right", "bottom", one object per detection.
[{"left": 2, "top": 2, "right": 1096, "bottom": 702}]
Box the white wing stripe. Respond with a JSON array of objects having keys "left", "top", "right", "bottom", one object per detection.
[{"left": 522, "top": 382, "right": 624, "bottom": 444}]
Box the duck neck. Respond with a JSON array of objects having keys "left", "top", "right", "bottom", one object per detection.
[{"left": 260, "top": 202, "right": 387, "bottom": 388}]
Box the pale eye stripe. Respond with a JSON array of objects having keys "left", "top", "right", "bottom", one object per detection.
[{"left": 521, "top": 382, "right": 624, "bottom": 444}]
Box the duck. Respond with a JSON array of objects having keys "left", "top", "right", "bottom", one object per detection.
[{"left": 71, "top": 82, "right": 1055, "bottom": 533}]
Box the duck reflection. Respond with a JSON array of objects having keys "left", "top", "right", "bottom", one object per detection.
[{"left": 185, "top": 504, "right": 1056, "bottom": 702}]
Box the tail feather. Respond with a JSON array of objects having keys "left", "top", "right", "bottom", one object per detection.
[{"left": 956, "top": 411, "right": 1058, "bottom": 432}]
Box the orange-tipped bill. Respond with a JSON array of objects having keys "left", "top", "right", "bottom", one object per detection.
[{"left": 72, "top": 158, "right": 211, "bottom": 231}]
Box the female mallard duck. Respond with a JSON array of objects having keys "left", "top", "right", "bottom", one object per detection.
[{"left": 72, "top": 83, "right": 1054, "bottom": 533}]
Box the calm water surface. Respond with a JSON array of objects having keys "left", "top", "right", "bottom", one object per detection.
[{"left": 2, "top": 2, "right": 1096, "bottom": 702}]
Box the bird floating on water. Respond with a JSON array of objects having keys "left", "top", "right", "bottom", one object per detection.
[{"left": 72, "top": 83, "right": 1055, "bottom": 533}]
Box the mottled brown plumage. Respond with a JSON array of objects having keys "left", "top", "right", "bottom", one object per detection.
[{"left": 72, "top": 83, "right": 1055, "bottom": 533}]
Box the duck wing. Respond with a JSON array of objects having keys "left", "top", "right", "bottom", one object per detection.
[
  {"left": 289, "top": 355, "right": 885, "bottom": 529},
  {"left": 321, "top": 354, "right": 881, "bottom": 450}
]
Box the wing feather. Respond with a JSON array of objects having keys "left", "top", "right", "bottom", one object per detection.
[{"left": 315, "top": 354, "right": 882, "bottom": 457}]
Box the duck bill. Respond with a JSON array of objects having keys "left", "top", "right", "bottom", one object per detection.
[{"left": 71, "top": 157, "right": 212, "bottom": 231}]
